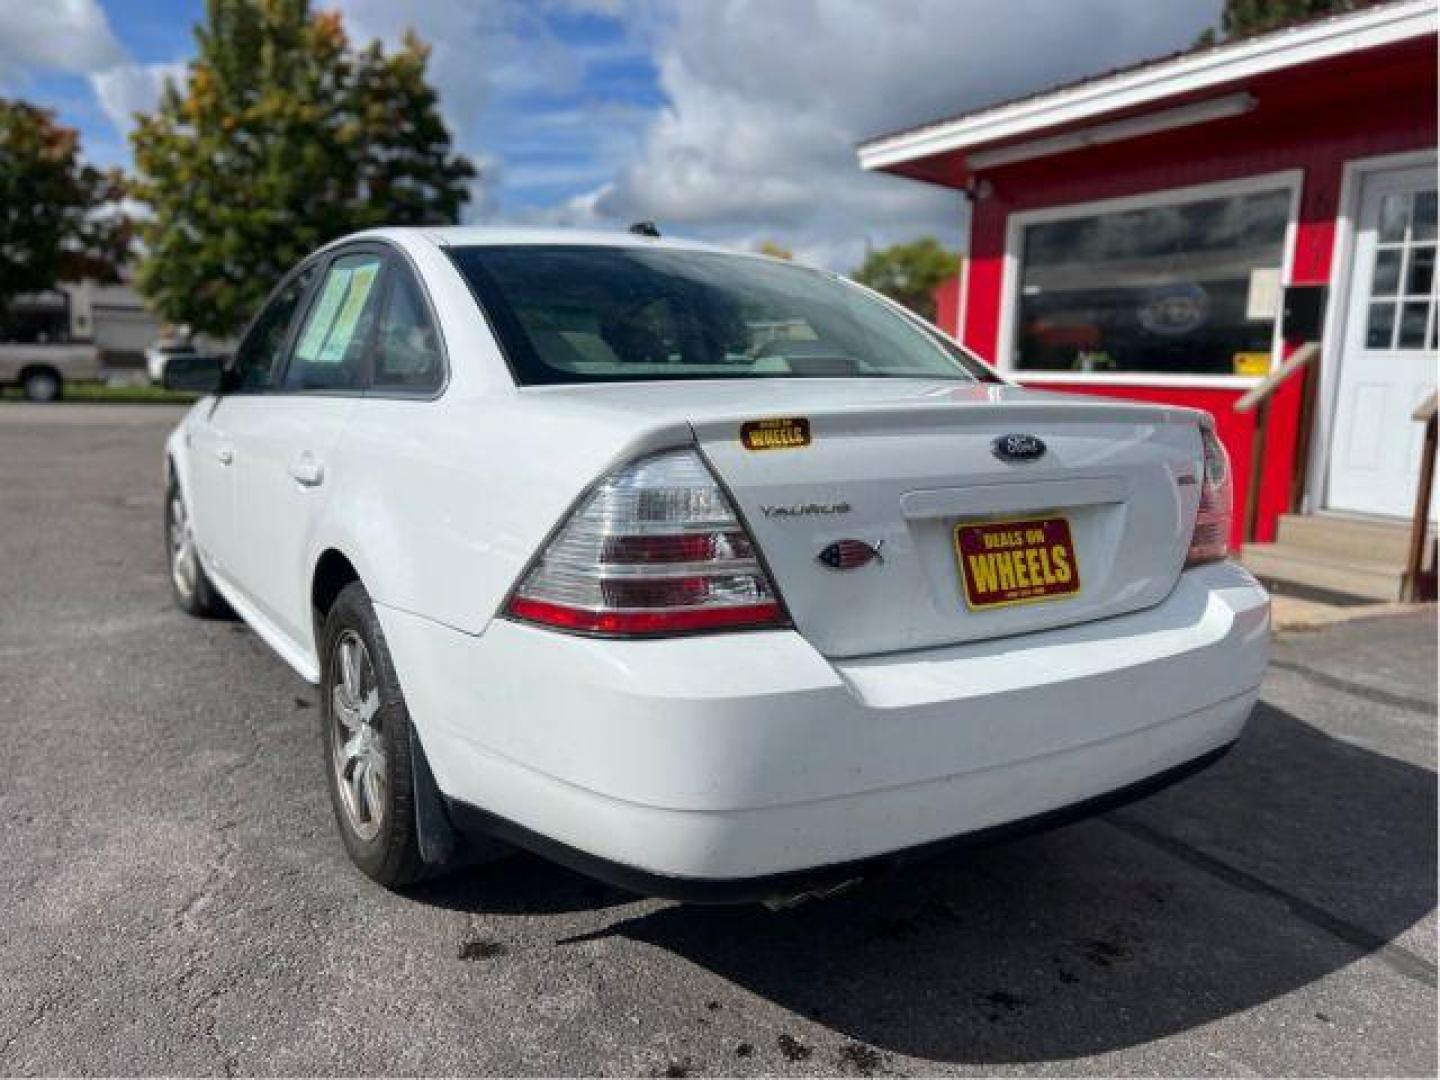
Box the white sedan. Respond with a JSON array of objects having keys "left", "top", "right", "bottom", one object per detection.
[{"left": 163, "top": 227, "right": 1269, "bottom": 904}]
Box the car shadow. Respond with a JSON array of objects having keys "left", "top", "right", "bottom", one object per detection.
[{"left": 420, "top": 702, "right": 1436, "bottom": 1063}]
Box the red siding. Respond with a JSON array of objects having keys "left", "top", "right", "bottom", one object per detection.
[
  {"left": 957, "top": 38, "right": 1437, "bottom": 546},
  {"left": 932, "top": 274, "right": 961, "bottom": 336}
]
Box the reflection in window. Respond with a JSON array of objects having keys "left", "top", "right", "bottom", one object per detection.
[
  {"left": 373, "top": 268, "right": 444, "bottom": 393},
  {"left": 1013, "top": 187, "right": 1291, "bottom": 377},
  {"left": 1363, "top": 185, "right": 1438, "bottom": 353}
]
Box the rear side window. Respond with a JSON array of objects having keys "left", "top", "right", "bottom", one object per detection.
[
  {"left": 233, "top": 264, "right": 318, "bottom": 391},
  {"left": 285, "top": 253, "right": 385, "bottom": 392},
  {"left": 372, "top": 264, "right": 444, "bottom": 394}
]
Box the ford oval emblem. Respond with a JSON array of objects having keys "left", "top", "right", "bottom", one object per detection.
[{"left": 992, "top": 434, "right": 1046, "bottom": 462}]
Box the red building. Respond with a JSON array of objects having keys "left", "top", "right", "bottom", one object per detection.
[{"left": 859, "top": 0, "right": 1437, "bottom": 598}]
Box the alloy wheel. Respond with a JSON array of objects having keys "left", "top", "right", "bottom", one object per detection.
[
  {"left": 330, "top": 630, "right": 387, "bottom": 842},
  {"left": 168, "top": 490, "right": 198, "bottom": 600}
]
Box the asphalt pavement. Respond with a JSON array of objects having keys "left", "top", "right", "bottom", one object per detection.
[{"left": 0, "top": 402, "right": 1434, "bottom": 1077}]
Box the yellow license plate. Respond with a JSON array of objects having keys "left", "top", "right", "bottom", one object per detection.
[{"left": 954, "top": 516, "right": 1081, "bottom": 610}]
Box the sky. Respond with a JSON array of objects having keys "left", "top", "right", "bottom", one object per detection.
[{"left": 0, "top": 0, "right": 1224, "bottom": 269}]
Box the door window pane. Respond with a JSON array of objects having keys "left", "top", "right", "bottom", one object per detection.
[
  {"left": 1405, "top": 244, "right": 1435, "bottom": 297},
  {"left": 1398, "top": 301, "right": 1430, "bottom": 349},
  {"left": 1014, "top": 186, "right": 1291, "bottom": 377},
  {"left": 1372, "top": 248, "right": 1402, "bottom": 295},
  {"left": 372, "top": 267, "right": 444, "bottom": 394},
  {"left": 1413, "top": 190, "right": 1437, "bottom": 242},
  {"left": 1366, "top": 302, "right": 1396, "bottom": 348},
  {"left": 285, "top": 254, "right": 385, "bottom": 391},
  {"left": 1378, "top": 193, "right": 1410, "bottom": 242},
  {"left": 233, "top": 265, "right": 318, "bottom": 391}
]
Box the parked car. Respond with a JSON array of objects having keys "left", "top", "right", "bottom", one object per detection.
[
  {"left": 146, "top": 340, "right": 205, "bottom": 385},
  {"left": 0, "top": 343, "right": 102, "bottom": 401},
  {"left": 163, "top": 228, "right": 1270, "bottom": 903}
]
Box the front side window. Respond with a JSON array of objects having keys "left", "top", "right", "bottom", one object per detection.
[
  {"left": 1012, "top": 186, "right": 1292, "bottom": 378},
  {"left": 233, "top": 264, "right": 318, "bottom": 391},
  {"left": 448, "top": 245, "right": 993, "bottom": 385},
  {"left": 284, "top": 253, "right": 385, "bottom": 392}
]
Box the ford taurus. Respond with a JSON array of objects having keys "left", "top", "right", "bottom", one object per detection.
[{"left": 163, "top": 227, "right": 1270, "bottom": 903}]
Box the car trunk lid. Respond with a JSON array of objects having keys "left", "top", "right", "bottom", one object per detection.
[{"left": 690, "top": 384, "right": 1205, "bottom": 658}]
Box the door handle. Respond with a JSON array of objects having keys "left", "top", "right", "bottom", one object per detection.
[
  {"left": 215, "top": 446, "right": 234, "bottom": 465},
  {"left": 289, "top": 455, "right": 325, "bottom": 487}
]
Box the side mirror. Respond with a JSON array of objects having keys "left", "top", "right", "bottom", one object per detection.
[{"left": 163, "top": 353, "right": 228, "bottom": 394}]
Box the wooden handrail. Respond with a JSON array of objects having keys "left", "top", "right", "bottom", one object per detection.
[
  {"left": 1232, "top": 342, "right": 1321, "bottom": 543},
  {"left": 1414, "top": 392, "right": 1437, "bottom": 424},
  {"left": 1402, "top": 390, "right": 1437, "bottom": 603},
  {"left": 1234, "top": 342, "right": 1320, "bottom": 413}
]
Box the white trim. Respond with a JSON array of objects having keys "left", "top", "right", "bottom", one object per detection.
[
  {"left": 993, "top": 169, "right": 1304, "bottom": 387},
  {"left": 858, "top": 0, "right": 1436, "bottom": 172},
  {"left": 955, "top": 195, "right": 973, "bottom": 341},
  {"left": 1306, "top": 147, "right": 1440, "bottom": 513},
  {"left": 967, "top": 93, "right": 1255, "bottom": 171},
  {"left": 1009, "top": 372, "right": 1263, "bottom": 391}
]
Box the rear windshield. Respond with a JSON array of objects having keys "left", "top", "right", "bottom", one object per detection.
[{"left": 448, "top": 244, "right": 995, "bottom": 386}]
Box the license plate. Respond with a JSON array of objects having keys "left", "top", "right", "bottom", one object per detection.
[{"left": 954, "top": 516, "right": 1080, "bottom": 610}]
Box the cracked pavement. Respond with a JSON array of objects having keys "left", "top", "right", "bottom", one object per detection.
[{"left": 0, "top": 403, "right": 1435, "bottom": 1076}]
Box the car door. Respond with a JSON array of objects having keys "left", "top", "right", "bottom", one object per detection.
[
  {"left": 187, "top": 262, "right": 319, "bottom": 582},
  {"left": 228, "top": 247, "right": 388, "bottom": 650}
]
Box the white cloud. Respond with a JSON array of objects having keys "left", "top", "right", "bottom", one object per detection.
[
  {"left": 591, "top": 0, "right": 1223, "bottom": 266},
  {"left": 89, "top": 62, "right": 185, "bottom": 134},
  {"left": 0, "top": 0, "right": 126, "bottom": 83},
  {"left": 7, "top": 0, "right": 1225, "bottom": 270}
]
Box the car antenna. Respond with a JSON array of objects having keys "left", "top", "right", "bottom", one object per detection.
[{"left": 628, "top": 221, "right": 661, "bottom": 238}]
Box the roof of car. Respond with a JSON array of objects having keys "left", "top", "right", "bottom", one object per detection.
[{"left": 349, "top": 225, "right": 750, "bottom": 258}]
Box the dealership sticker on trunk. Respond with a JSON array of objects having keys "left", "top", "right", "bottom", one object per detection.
[
  {"left": 740, "top": 417, "right": 810, "bottom": 450},
  {"left": 954, "top": 516, "right": 1080, "bottom": 610}
]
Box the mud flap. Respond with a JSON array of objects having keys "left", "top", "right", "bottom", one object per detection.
[{"left": 409, "top": 727, "right": 509, "bottom": 867}]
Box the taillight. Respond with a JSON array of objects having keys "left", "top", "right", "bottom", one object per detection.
[
  {"left": 1186, "top": 426, "right": 1232, "bottom": 567},
  {"left": 505, "top": 447, "right": 787, "bottom": 636}
]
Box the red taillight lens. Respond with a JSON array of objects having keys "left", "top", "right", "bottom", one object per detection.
[
  {"left": 1186, "top": 426, "right": 1232, "bottom": 567},
  {"left": 504, "top": 448, "right": 786, "bottom": 636}
]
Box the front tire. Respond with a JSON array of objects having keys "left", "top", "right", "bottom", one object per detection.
[
  {"left": 166, "top": 478, "right": 228, "bottom": 617},
  {"left": 320, "top": 582, "right": 428, "bottom": 887},
  {"left": 22, "top": 369, "right": 61, "bottom": 402}
]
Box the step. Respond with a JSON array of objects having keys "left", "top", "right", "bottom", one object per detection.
[
  {"left": 1274, "top": 513, "right": 1414, "bottom": 566},
  {"left": 1241, "top": 543, "right": 1404, "bottom": 602}
]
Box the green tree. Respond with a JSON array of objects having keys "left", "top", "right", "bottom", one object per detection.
[
  {"left": 131, "top": 0, "right": 476, "bottom": 337},
  {"left": 1195, "top": 0, "right": 1382, "bottom": 45},
  {"left": 851, "top": 237, "right": 960, "bottom": 322},
  {"left": 0, "top": 99, "right": 131, "bottom": 318},
  {"left": 757, "top": 240, "right": 793, "bottom": 260}
]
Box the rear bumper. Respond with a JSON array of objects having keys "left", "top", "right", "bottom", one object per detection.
[
  {"left": 377, "top": 560, "right": 1269, "bottom": 889},
  {"left": 445, "top": 740, "right": 1236, "bottom": 904}
]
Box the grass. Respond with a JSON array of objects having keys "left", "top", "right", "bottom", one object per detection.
[{"left": 1, "top": 381, "right": 199, "bottom": 404}]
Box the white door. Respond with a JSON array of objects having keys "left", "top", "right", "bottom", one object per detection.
[
  {"left": 1327, "top": 164, "right": 1438, "bottom": 519},
  {"left": 186, "top": 401, "right": 236, "bottom": 576},
  {"left": 230, "top": 249, "right": 384, "bottom": 649}
]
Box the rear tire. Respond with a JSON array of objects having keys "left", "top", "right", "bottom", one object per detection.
[
  {"left": 320, "top": 582, "right": 429, "bottom": 888},
  {"left": 22, "top": 369, "right": 61, "bottom": 402},
  {"left": 165, "top": 477, "right": 228, "bottom": 617}
]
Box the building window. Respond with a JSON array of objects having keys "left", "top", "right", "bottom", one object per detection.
[{"left": 1011, "top": 184, "right": 1292, "bottom": 378}]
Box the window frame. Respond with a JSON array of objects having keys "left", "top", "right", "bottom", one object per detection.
[
  {"left": 994, "top": 168, "right": 1303, "bottom": 389},
  {"left": 226, "top": 238, "right": 451, "bottom": 402}
]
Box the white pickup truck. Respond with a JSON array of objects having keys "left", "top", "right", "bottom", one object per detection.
[{"left": 0, "top": 343, "right": 103, "bottom": 401}]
